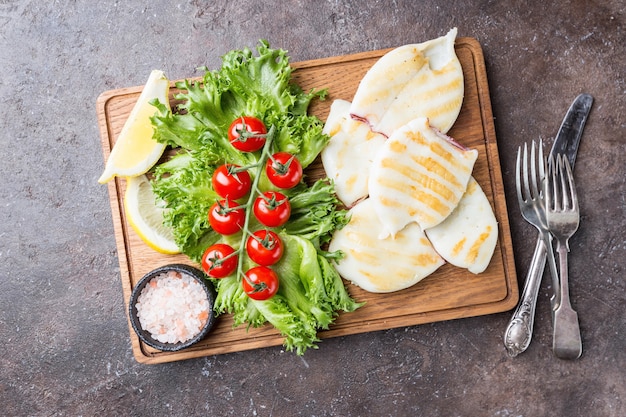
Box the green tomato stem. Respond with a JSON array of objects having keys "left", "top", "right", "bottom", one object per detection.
[
  {"left": 236, "top": 124, "right": 276, "bottom": 284},
  {"left": 270, "top": 154, "right": 295, "bottom": 175},
  {"left": 234, "top": 118, "right": 270, "bottom": 142}
]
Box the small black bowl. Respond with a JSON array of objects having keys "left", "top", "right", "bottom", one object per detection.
[{"left": 128, "top": 264, "right": 217, "bottom": 352}]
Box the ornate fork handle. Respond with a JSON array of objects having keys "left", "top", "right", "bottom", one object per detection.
[
  {"left": 504, "top": 237, "right": 547, "bottom": 356},
  {"left": 505, "top": 140, "right": 560, "bottom": 357}
]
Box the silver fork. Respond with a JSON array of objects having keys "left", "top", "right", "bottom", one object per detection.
[
  {"left": 504, "top": 140, "right": 560, "bottom": 356},
  {"left": 546, "top": 154, "right": 583, "bottom": 359}
]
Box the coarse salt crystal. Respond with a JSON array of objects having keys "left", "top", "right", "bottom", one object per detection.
[{"left": 135, "top": 270, "right": 210, "bottom": 344}]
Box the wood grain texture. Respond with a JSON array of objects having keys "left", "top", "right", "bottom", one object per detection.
[{"left": 96, "top": 37, "right": 518, "bottom": 364}]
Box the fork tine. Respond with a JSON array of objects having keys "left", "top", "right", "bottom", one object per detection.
[
  {"left": 558, "top": 155, "right": 567, "bottom": 211},
  {"left": 537, "top": 140, "right": 545, "bottom": 198},
  {"left": 523, "top": 142, "right": 532, "bottom": 201},
  {"left": 529, "top": 141, "right": 538, "bottom": 198},
  {"left": 564, "top": 156, "right": 578, "bottom": 212},
  {"left": 528, "top": 140, "right": 545, "bottom": 200},
  {"left": 521, "top": 143, "right": 527, "bottom": 199},
  {"left": 546, "top": 154, "right": 556, "bottom": 211},
  {"left": 552, "top": 155, "right": 563, "bottom": 211}
]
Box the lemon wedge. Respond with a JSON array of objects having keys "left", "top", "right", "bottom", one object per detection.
[
  {"left": 98, "top": 70, "right": 170, "bottom": 184},
  {"left": 124, "top": 174, "right": 180, "bottom": 254}
]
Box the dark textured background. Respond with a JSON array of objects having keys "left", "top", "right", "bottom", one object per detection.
[{"left": 1, "top": 1, "right": 624, "bottom": 416}]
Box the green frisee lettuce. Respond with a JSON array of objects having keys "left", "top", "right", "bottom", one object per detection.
[{"left": 149, "top": 40, "right": 362, "bottom": 354}]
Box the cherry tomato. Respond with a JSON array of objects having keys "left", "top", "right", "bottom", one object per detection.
[
  {"left": 212, "top": 164, "right": 251, "bottom": 200},
  {"left": 208, "top": 199, "right": 245, "bottom": 235},
  {"left": 266, "top": 152, "right": 303, "bottom": 189},
  {"left": 201, "top": 243, "right": 238, "bottom": 278},
  {"left": 242, "top": 266, "right": 279, "bottom": 300},
  {"left": 246, "top": 230, "right": 284, "bottom": 266},
  {"left": 228, "top": 116, "right": 268, "bottom": 152},
  {"left": 253, "top": 191, "right": 291, "bottom": 228}
]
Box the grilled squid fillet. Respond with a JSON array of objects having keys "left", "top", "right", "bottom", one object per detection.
[
  {"left": 368, "top": 117, "right": 478, "bottom": 237},
  {"left": 350, "top": 28, "right": 464, "bottom": 137},
  {"left": 425, "top": 177, "right": 498, "bottom": 274},
  {"left": 321, "top": 99, "right": 386, "bottom": 207},
  {"left": 329, "top": 198, "right": 445, "bottom": 293}
]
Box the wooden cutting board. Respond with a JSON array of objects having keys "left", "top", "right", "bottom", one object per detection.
[{"left": 97, "top": 37, "right": 518, "bottom": 364}]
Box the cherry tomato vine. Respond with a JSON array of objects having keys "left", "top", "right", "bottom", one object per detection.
[{"left": 202, "top": 117, "right": 304, "bottom": 300}]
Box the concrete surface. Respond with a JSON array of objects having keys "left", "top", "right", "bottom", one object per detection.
[{"left": 1, "top": 0, "right": 625, "bottom": 416}]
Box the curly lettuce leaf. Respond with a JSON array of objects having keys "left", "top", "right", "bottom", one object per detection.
[
  {"left": 151, "top": 39, "right": 327, "bottom": 165},
  {"left": 284, "top": 180, "right": 350, "bottom": 247}
]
